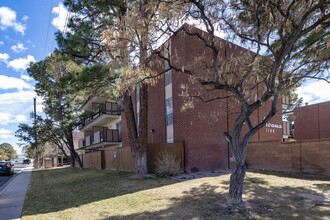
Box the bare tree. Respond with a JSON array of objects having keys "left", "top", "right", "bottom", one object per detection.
[{"left": 157, "top": 0, "right": 330, "bottom": 207}]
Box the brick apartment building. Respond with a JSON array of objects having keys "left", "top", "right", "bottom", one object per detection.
[
  {"left": 120, "top": 25, "right": 284, "bottom": 171},
  {"left": 78, "top": 25, "right": 286, "bottom": 171},
  {"left": 293, "top": 101, "right": 330, "bottom": 140}
]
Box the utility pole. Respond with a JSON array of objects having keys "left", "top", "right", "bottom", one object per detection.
[{"left": 33, "top": 97, "right": 39, "bottom": 169}]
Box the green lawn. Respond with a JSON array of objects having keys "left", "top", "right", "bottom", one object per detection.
[{"left": 22, "top": 168, "right": 330, "bottom": 219}]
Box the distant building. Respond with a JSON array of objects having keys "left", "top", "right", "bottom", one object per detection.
[{"left": 293, "top": 101, "right": 330, "bottom": 140}]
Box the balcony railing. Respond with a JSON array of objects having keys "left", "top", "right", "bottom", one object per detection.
[
  {"left": 79, "top": 102, "right": 121, "bottom": 130},
  {"left": 79, "top": 129, "right": 121, "bottom": 149}
]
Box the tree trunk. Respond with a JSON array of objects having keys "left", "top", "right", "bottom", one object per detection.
[
  {"left": 71, "top": 149, "right": 83, "bottom": 169},
  {"left": 65, "top": 132, "right": 83, "bottom": 169},
  {"left": 57, "top": 143, "right": 74, "bottom": 167},
  {"left": 35, "top": 152, "right": 39, "bottom": 169},
  {"left": 123, "top": 92, "right": 148, "bottom": 174},
  {"left": 138, "top": 83, "right": 148, "bottom": 174},
  {"left": 228, "top": 162, "right": 247, "bottom": 205},
  {"left": 133, "top": 148, "right": 148, "bottom": 174}
]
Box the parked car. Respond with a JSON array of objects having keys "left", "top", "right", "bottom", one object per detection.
[
  {"left": 23, "top": 159, "right": 31, "bottom": 164},
  {"left": 0, "top": 161, "right": 14, "bottom": 176}
]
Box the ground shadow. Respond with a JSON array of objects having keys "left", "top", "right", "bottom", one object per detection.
[
  {"left": 105, "top": 176, "right": 330, "bottom": 220},
  {"left": 22, "top": 168, "right": 330, "bottom": 219}
]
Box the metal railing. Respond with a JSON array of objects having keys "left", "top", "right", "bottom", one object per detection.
[
  {"left": 79, "top": 129, "right": 121, "bottom": 148},
  {"left": 78, "top": 102, "right": 121, "bottom": 130},
  {"left": 99, "top": 129, "right": 121, "bottom": 143}
]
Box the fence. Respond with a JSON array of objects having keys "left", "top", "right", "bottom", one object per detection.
[
  {"left": 246, "top": 138, "right": 330, "bottom": 176},
  {"left": 82, "top": 151, "right": 105, "bottom": 170},
  {"left": 81, "top": 142, "right": 184, "bottom": 173},
  {"left": 104, "top": 147, "right": 135, "bottom": 171}
]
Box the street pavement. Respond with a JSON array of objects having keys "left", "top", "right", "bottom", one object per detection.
[
  {"left": 0, "top": 162, "right": 28, "bottom": 188},
  {"left": 0, "top": 163, "right": 33, "bottom": 220}
]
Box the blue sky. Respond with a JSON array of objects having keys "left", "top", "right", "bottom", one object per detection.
[
  {"left": 0, "top": 0, "right": 69, "bottom": 154},
  {"left": 0, "top": 1, "right": 329, "bottom": 155}
]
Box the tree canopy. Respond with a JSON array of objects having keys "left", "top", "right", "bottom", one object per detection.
[
  {"left": 22, "top": 52, "right": 90, "bottom": 168},
  {"left": 0, "top": 143, "right": 18, "bottom": 160}
]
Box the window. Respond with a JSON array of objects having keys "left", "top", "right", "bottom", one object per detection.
[
  {"left": 166, "top": 138, "right": 174, "bottom": 143},
  {"left": 165, "top": 71, "right": 172, "bottom": 86},
  {"left": 166, "top": 113, "right": 173, "bottom": 126},
  {"left": 165, "top": 98, "right": 173, "bottom": 125},
  {"left": 165, "top": 98, "right": 173, "bottom": 114},
  {"left": 164, "top": 53, "right": 172, "bottom": 86},
  {"left": 136, "top": 113, "right": 140, "bottom": 135},
  {"left": 136, "top": 84, "right": 140, "bottom": 103}
]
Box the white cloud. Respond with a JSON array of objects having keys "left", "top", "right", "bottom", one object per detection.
[
  {"left": 0, "top": 7, "right": 26, "bottom": 34},
  {"left": 0, "top": 75, "right": 31, "bottom": 90},
  {"left": 52, "top": 3, "right": 70, "bottom": 32},
  {"left": 0, "top": 112, "right": 27, "bottom": 125},
  {"left": 11, "top": 42, "right": 27, "bottom": 53},
  {"left": 20, "top": 74, "right": 34, "bottom": 81},
  {"left": 0, "top": 128, "right": 13, "bottom": 138},
  {"left": 0, "top": 90, "right": 36, "bottom": 104},
  {"left": 0, "top": 53, "right": 9, "bottom": 63},
  {"left": 7, "top": 55, "right": 35, "bottom": 72},
  {"left": 185, "top": 17, "right": 225, "bottom": 39},
  {"left": 36, "top": 104, "right": 44, "bottom": 113},
  {"left": 0, "top": 112, "right": 10, "bottom": 124},
  {"left": 22, "top": 15, "right": 28, "bottom": 21},
  {"left": 297, "top": 80, "right": 330, "bottom": 104},
  {"left": 0, "top": 41, "right": 3, "bottom": 45},
  {"left": 14, "top": 114, "right": 28, "bottom": 122}
]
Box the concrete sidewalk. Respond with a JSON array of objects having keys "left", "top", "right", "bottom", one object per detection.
[{"left": 0, "top": 167, "right": 33, "bottom": 220}]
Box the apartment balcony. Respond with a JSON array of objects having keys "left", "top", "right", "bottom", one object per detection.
[
  {"left": 282, "top": 96, "right": 290, "bottom": 110},
  {"left": 78, "top": 129, "right": 121, "bottom": 149},
  {"left": 79, "top": 102, "right": 121, "bottom": 131},
  {"left": 283, "top": 121, "right": 290, "bottom": 136}
]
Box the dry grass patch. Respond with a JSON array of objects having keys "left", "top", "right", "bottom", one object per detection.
[{"left": 22, "top": 168, "right": 330, "bottom": 220}]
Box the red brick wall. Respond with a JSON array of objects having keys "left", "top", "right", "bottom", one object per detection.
[
  {"left": 170, "top": 28, "right": 283, "bottom": 171},
  {"left": 246, "top": 139, "right": 330, "bottom": 176},
  {"left": 294, "top": 101, "right": 330, "bottom": 140},
  {"left": 147, "top": 61, "right": 166, "bottom": 144},
  {"left": 319, "top": 101, "right": 330, "bottom": 138}
]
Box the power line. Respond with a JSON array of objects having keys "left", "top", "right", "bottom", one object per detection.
[
  {"left": 60, "top": 0, "right": 74, "bottom": 51},
  {"left": 50, "top": 0, "right": 73, "bottom": 52},
  {"left": 51, "top": 0, "right": 63, "bottom": 52},
  {"left": 43, "top": 0, "right": 55, "bottom": 57},
  {"left": 62, "top": 0, "right": 72, "bottom": 36}
]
